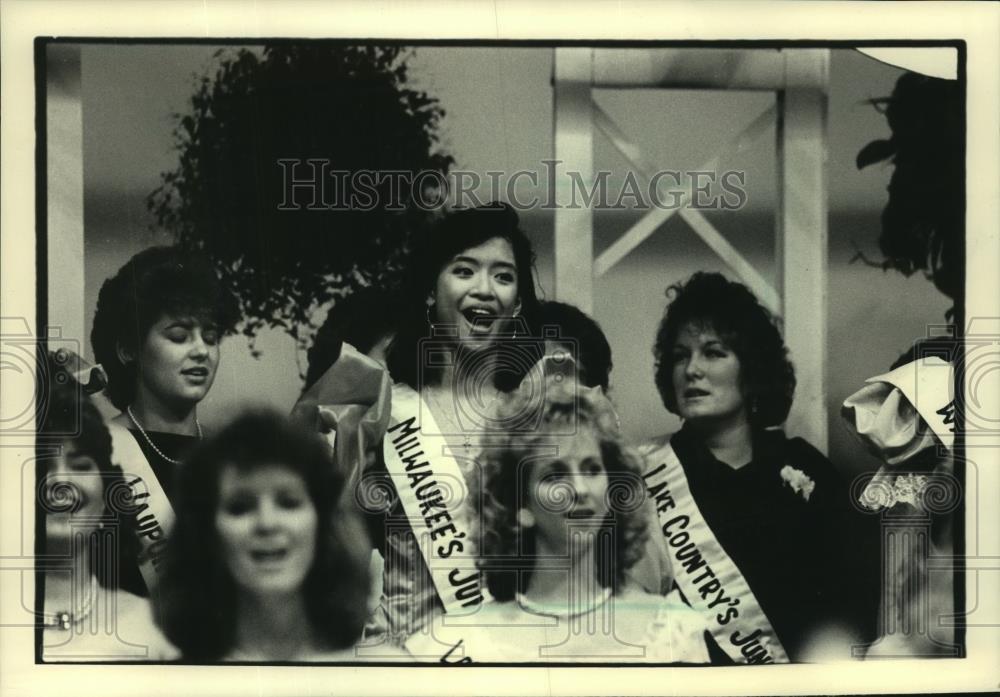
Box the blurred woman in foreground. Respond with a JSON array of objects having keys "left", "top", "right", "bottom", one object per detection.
[{"left": 156, "top": 411, "right": 373, "bottom": 661}]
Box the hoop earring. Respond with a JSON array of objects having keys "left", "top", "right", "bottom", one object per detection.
[{"left": 425, "top": 304, "right": 434, "bottom": 326}]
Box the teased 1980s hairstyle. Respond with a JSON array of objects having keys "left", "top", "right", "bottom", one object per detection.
[
  {"left": 90, "top": 246, "right": 240, "bottom": 410},
  {"left": 304, "top": 286, "right": 402, "bottom": 392},
  {"left": 156, "top": 410, "right": 371, "bottom": 661},
  {"left": 538, "top": 301, "right": 613, "bottom": 392},
  {"left": 386, "top": 202, "right": 541, "bottom": 390},
  {"left": 652, "top": 272, "right": 795, "bottom": 429},
  {"left": 39, "top": 352, "right": 140, "bottom": 591},
  {"left": 476, "top": 376, "right": 649, "bottom": 602}
]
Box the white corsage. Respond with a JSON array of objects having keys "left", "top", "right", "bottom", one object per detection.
[{"left": 780, "top": 466, "right": 815, "bottom": 502}]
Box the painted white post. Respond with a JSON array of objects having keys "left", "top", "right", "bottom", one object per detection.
[
  {"left": 552, "top": 47, "right": 830, "bottom": 452},
  {"left": 777, "top": 49, "right": 830, "bottom": 452},
  {"left": 552, "top": 48, "right": 594, "bottom": 315},
  {"left": 46, "top": 44, "right": 86, "bottom": 350},
  {"left": 592, "top": 48, "right": 795, "bottom": 90}
]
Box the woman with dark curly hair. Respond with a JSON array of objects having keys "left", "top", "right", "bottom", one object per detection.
[
  {"left": 330, "top": 202, "right": 543, "bottom": 645},
  {"left": 90, "top": 246, "right": 239, "bottom": 594},
  {"left": 302, "top": 286, "right": 402, "bottom": 393},
  {"left": 538, "top": 300, "right": 613, "bottom": 393},
  {"left": 40, "top": 352, "right": 176, "bottom": 661},
  {"left": 155, "top": 410, "right": 376, "bottom": 661},
  {"left": 405, "top": 374, "right": 709, "bottom": 662},
  {"left": 386, "top": 201, "right": 541, "bottom": 391},
  {"left": 642, "top": 271, "right": 873, "bottom": 663}
]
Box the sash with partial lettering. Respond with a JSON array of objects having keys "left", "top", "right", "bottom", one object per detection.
[
  {"left": 382, "top": 385, "right": 484, "bottom": 615},
  {"left": 107, "top": 423, "right": 175, "bottom": 592},
  {"left": 640, "top": 439, "right": 789, "bottom": 664}
]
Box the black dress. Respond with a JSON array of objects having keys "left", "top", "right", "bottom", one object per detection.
[
  {"left": 671, "top": 425, "right": 879, "bottom": 661},
  {"left": 116, "top": 430, "right": 197, "bottom": 597},
  {"left": 123, "top": 429, "right": 196, "bottom": 503}
]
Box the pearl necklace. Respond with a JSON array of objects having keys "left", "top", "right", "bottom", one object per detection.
[
  {"left": 43, "top": 574, "right": 97, "bottom": 631},
  {"left": 516, "top": 586, "right": 613, "bottom": 619},
  {"left": 127, "top": 405, "right": 202, "bottom": 466}
]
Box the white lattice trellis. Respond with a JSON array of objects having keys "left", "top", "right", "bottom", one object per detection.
[{"left": 552, "top": 47, "right": 829, "bottom": 450}]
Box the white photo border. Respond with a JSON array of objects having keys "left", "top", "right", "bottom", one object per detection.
[{"left": 2, "top": 1, "right": 998, "bottom": 695}]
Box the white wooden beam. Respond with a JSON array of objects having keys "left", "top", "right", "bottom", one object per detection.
[
  {"left": 592, "top": 48, "right": 825, "bottom": 91},
  {"left": 553, "top": 48, "right": 595, "bottom": 314},
  {"left": 777, "top": 49, "right": 829, "bottom": 451},
  {"left": 594, "top": 102, "right": 777, "bottom": 310},
  {"left": 592, "top": 103, "right": 654, "bottom": 177},
  {"left": 594, "top": 205, "right": 672, "bottom": 278},
  {"left": 552, "top": 47, "right": 830, "bottom": 456},
  {"left": 46, "top": 44, "right": 85, "bottom": 351},
  {"left": 680, "top": 208, "right": 781, "bottom": 315}
]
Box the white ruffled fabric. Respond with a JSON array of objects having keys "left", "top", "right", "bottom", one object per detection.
[
  {"left": 841, "top": 357, "right": 954, "bottom": 512},
  {"left": 842, "top": 380, "right": 940, "bottom": 466},
  {"left": 841, "top": 357, "right": 957, "bottom": 657}
]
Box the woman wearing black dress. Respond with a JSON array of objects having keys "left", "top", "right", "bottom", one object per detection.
[
  {"left": 642, "top": 272, "right": 876, "bottom": 662},
  {"left": 90, "top": 245, "right": 239, "bottom": 593}
]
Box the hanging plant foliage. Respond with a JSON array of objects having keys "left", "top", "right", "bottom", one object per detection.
[
  {"left": 148, "top": 44, "right": 453, "bottom": 356},
  {"left": 856, "top": 71, "right": 963, "bottom": 322}
]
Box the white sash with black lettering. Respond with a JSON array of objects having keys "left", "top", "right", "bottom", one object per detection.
[
  {"left": 641, "top": 439, "right": 789, "bottom": 664},
  {"left": 382, "top": 385, "right": 483, "bottom": 615},
  {"left": 108, "top": 423, "right": 175, "bottom": 592}
]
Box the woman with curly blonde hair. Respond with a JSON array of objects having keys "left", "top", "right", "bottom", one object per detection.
[{"left": 405, "top": 372, "right": 709, "bottom": 663}]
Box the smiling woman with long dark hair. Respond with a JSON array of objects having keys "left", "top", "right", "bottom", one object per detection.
[
  {"left": 386, "top": 201, "right": 541, "bottom": 391},
  {"left": 351, "top": 202, "right": 543, "bottom": 644},
  {"left": 155, "top": 410, "right": 372, "bottom": 661}
]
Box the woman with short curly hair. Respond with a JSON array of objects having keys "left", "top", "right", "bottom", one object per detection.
[
  {"left": 653, "top": 272, "right": 795, "bottom": 430},
  {"left": 155, "top": 410, "right": 374, "bottom": 661},
  {"left": 91, "top": 246, "right": 239, "bottom": 421},
  {"left": 90, "top": 246, "right": 239, "bottom": 595},
  {"left": 405, "top": 375, "right": 709, "bottom": 663},
  {"left": 641, "top": 272, "right": 874, "bottom": 663}
]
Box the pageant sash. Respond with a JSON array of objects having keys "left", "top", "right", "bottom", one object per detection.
[
  {"left": 383, "top": 385, "right": 484, "bottom": 614},
  {"left": 108, "top": 423, "right": 175, "bottom": 592},
  {"left": 640, "top": 439, "right": 789, "bottom": 664}
]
